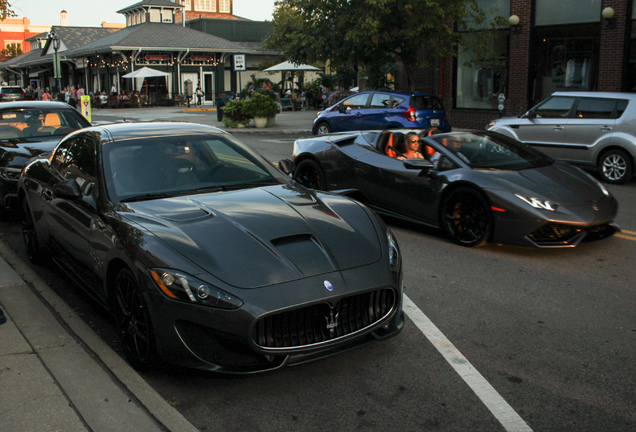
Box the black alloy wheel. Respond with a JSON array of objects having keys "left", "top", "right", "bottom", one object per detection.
[
  {"left": 21, "top": 199, "right": 45, "bottom": 264},
  {"left": 294, "top": 159, "right": 327, "bottom": 190},
  {"left": 441, "top": 187, "right": 491, "bottom": 247},
  {"left": 599, "top": 149, "right": 633, "bottom": 185},
  {"left": 112, "top": 268, "right": 157, "bottom": 370}
]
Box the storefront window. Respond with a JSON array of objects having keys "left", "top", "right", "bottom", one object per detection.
[
  {"left": 535, "top": 0, "right": 601, "bottom": 26},
  {"left": 455, "top": 0, "right": 509, "bottom": 109},
  {"left": 530, "top": 24, "right": 599, "bottom": 105},
  {"left": 456, "top": 31, "right": 509, "bottom": 109}
]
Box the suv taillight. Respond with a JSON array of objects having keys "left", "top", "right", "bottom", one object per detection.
[{"left": 402, "top": 105, "right": 417, "bottom": 122}]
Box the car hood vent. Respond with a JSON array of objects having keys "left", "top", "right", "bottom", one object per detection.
[{"left": 120, "top": 185, "right": 381, "bottom": 288}]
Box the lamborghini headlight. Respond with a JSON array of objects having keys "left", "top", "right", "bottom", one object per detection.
[
  {"left": 515, "top": 194, "right": 558, "bottom": 211},
  {"left": 150, "top": 269, "right": 243, "bottom": 309},
  {"left": 387, "top": 229, "right": 401, "bottom": 273},
  {"left": 594, "top": 179, "right": 610, "bottom": 196}
]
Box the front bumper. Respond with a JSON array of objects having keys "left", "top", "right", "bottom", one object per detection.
[
  {"left": 144, "top": 264, "right": 404, "bottom": 373},
  {"left": 489, "top": 192, "right": 619, "bottom": 248}
]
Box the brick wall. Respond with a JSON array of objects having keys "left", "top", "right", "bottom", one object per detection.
[{"left": 598, "top": 0, "right": 628, "bottom": 91}]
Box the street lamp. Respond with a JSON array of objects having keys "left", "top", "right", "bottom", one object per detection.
[{"left": 51, "top": 32, "right": 61, "bottom": 93}]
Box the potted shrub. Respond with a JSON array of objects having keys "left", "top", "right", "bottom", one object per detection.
[
  {"left": 244, "top": 93, "right": 278, "bottom": 128},
  {"left": 221, "top": 99, "right": 251, "bottom": 128}
]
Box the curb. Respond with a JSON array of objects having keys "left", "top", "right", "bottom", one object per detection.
[{"left": 0, "top": 240, "right": 199, "bottom": 432}]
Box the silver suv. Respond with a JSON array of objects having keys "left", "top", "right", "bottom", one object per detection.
[
  {"left": 487, "top": 91, "right": 636, "bottom": 184},
  {"left": 0, "top": 86, "right": 26, "bottom": 102}
]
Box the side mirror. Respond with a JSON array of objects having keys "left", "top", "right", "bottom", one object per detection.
[
  {"left": 338, "top": 104, "right": 350, "bottom": 114},
  {"left": 524, "top": 109, "right": 536, "bottom": 119},
  {"left": 54, "top": 179, "right": 82, "bottom": 199},
  {"left": 278, "top": 159, "right": 295, "bottom": 175}
]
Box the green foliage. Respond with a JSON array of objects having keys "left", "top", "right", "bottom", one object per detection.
[
  {"left": 0, "top": 43, "right": 22, "bottom": 62},
  {"left": 267, "top": 0, "right": 506, "bottom": 91},
  {"left": 221, "top": 99, "right": 251, "bottom": 127},
  {"left": 255, "top": 88, "right": 277, "bottom": 101},
  {"left": 244, "top": 92, "right": 279, "bottom": 119},
  {"left": 0, "top": 0, "right": 15, "bottom": 20}
]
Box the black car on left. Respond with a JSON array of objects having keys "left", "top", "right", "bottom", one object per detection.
[
  {"left": 18, "top": 122, "right": 404, "bottom": 373},
  {"left": 0, "top": 101, "right": 90, "bottom": 212}
]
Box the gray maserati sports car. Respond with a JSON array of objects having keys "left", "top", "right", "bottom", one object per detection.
[
  {"left": 291, "top": 129, "right": 619, "bottom": 248},
  {"left": 18, "top": 122, "right": 404, "bottom": 372}
]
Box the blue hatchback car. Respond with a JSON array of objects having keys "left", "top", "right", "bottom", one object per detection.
[{"left": 312, "top": 90, "right": 451, "bottom": 135}]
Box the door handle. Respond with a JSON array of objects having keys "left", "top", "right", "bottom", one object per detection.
[
  {"left": 601, "top": 126, "right": 613, "bottom": 131},
  {"left": 554, "top": 126, "right": 564, "bottom": 131},
  {"left": 41, "top": 189, "right": 53, "bottom": 201}
]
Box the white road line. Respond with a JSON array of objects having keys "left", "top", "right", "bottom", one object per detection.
[{"left": 403, "top": 294, "right": 533, "bottom": 432}]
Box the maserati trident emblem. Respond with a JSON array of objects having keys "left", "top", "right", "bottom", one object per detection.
[
  {"left": 324, "top": 280, "right": 333, "bottom": 291},
  {"left": 325, "top": 305, "right": 340, "bottom": 334}
]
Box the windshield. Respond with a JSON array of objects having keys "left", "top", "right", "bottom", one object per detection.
[
  {"left": 430, "top": 132, "right": 553, "bottom": 170},
  {"left": 0, "top": 107, "right": 89, "bottom": 140},
  {"left": 103, "top": 133, "right": 287, "bottom": 202}
]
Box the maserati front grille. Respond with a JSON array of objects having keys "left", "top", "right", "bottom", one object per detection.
[{"left": 253, "top": 288, "right": 396, "bottom": 349}]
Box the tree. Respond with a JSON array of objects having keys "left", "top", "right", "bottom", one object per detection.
[
  {"left": 0, "top": 43, "right": 22, "bottom": 62},
  {"left": 1, "top": 0, "right": 15, "bottom": 20},
  {"left": 266, "top": 0, "right": 505, "bottom": 91}
]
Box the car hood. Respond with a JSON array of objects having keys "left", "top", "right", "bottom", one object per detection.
[
  {"left": 119, "top": 185, "right": 382, "bottom": 288},
  {"left": 0, "top": 137, "right": 61, "bottom": 168},
  {"left": 483, "top": 162, "right": 611, "bottom": 205}
]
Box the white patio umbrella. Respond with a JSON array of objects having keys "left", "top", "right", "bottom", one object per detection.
[
  {"left": 122, "top": 67, "right": 170, "bottom": 104},
  {"left": 263, "top": 61, "right": 321, "bottom": 72},
  {"left": 263, "top": 61, "right": 321, "bottom": 94},
  {"left": 122, "top": 66, "right": 170, "bottom": 79}
]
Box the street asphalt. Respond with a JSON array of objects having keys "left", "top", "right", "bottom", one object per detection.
[{"left": 0, "top": 105, "right": 316, "bottom": 431}]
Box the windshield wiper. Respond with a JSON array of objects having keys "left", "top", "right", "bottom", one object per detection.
[
  {"left": 220, "top": 180, "right": 280, "bottom": 191},
  {"left": 120, "top": 193, "right": 172, "bottom": 202},
  {"left": 178, "top": 185, "right": 227, "bottom": 195}
]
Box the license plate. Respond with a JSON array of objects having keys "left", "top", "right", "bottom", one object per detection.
[{"left": 430, "top": 119, "right": 440, "bottom": 126}]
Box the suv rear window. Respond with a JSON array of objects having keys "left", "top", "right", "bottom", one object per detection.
[
  {"left": 0, "top": 88, "right": 23, "bottom": 94},
  {"left": 410, "top": 95, "right": 443, "bottom": 110},
  {"left": 575, "top": 98, "right": 616, "bottom": 119},
  {"left": 616, "top": 100, "right": 629, "bottom": 118}
]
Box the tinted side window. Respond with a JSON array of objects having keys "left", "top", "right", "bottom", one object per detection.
[
  {"left": 342, "top": 94, "right": 370, "bottom": 110},
  {"left": 616, "top": 100, "right": 628, "bottom": 118},
  {"left": 369, "top": 93, "right": 391, "bottom": 108},
  {"left": 575, "top": 98, "right": 615, "bottom": 119},
  {"left": 534, "top": 96, "right": 575, "bottom": 118},
  {"left": 390, "top": 96, "right": 406, "bottom": 108}
]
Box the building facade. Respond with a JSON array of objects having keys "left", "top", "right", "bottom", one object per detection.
[
  {"left": 0, "top": 17, "right": 50, "bottom": 54},
  {"left": 396, "top": 0, "right": 636, "bottom": 129},
  {"left": 0, "top": 0, "right": 279, "bottom": 103}
]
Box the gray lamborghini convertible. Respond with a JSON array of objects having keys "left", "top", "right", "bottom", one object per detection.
[{"left": 290, "top": 129, "right": 619, "bottom": 248}]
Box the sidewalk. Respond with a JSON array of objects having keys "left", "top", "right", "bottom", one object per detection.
[
  {"left": 0, "top": 240, "right": 198, "bottom": 432},
  {"left": 89, "top": 104, "right": 318, "bottom": 134}
]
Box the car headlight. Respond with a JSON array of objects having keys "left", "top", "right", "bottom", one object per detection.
[
  {"left": 150, "top": 269, "right": 243, "bottom": 309},
  {"left": 515, "top": 194, "right": 558, "bottom": 211},
  {"left": 387, "top": 230, "right": 401, "bottom": 273},
  {"left": 0, "top": 166, "right": 22, "bottom": 182},
  {"left": 594, "top": 178, "right": 610, "bottom": 196}
]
